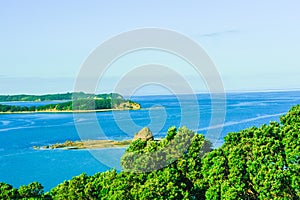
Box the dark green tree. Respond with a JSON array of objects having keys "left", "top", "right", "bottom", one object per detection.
[
  {"left": 0, "top": 182, "right": 19, "bottom": 199},
  {"left": 18, "top": 182, "right": 44, "bottom": 199}
]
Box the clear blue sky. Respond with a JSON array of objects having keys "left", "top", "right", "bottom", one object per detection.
[{"left": 0, "top": 1, "right": 299, "bottom": 94}]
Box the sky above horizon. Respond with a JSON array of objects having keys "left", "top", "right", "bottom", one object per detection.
[{"left": 0, "top": 1, "right": 300, "bottom": 95}]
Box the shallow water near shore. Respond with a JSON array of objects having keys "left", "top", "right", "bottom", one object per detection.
[{"left": 0, "top": 91, "right": 299, "bottom": 191}]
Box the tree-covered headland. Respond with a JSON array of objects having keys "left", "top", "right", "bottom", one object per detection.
[
  {"left": 1, "top": 105, "right": 299, "bottom": 199},
  {"left": 0, "top": 92, "right": 140, "bottom": 112},
  {"left": 0, "top": 92, "right": 122, "bottom": 102}
]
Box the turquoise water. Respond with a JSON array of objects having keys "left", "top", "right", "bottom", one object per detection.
[{"left": 0, "top": 91, "right": 299, "bottom": 191}]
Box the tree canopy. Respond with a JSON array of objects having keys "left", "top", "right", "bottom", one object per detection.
[{"left": 0, "top": 92, "right": 123, "bottom": 102}]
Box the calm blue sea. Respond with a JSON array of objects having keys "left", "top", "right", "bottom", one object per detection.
[{"left": 0, "top": 91, "right": 299, "bottom": 191}]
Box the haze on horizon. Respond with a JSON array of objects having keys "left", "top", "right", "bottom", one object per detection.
[{"left": 0, "top": 1, "right": 299, "bottom": 95}]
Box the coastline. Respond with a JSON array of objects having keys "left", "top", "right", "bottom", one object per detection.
[
  {"left": 34, "top": 139, "right": 132, "bottom": 150},
  {"left": 0, "top": 108, "right": 140, "bottom": 114}
]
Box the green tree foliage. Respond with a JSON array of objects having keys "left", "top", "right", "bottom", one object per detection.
[
  {"left": 18, "top": 182, "right": 44, "bottom": 199},
  {"left": 49, "top": 173, "right": 90, "bottom": 199},
  {"left": 0, "top": 182, "right": 19, "bottom": 199},
  {"left": 201, "top": 106, "right": 300, "bottom": 199},
  {"left": 0, "top": 92, "right": 123, "bottom": 102},
  {"left": 1, "top": 105, "right": 300, "bottom": 199},
  {"left": 121, "top": 126, "right": 201, "bottom": 173},
  {"left": 0, "top": 96, "right": 138, "bottom": 112},
  {"left": 166, "top": 126, "right": 177, "bottom": 141}
]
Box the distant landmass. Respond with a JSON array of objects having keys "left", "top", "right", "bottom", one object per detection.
[
  {"left": 0, "top": 92, "right": 140, "bottom": 113},
  {"left": 0, "top": 92, "right": 123, "bottom": 102}
]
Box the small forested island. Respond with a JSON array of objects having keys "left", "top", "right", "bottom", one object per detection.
[
  {"left": 1, "top": 105, "right": 299, "bottom": 199},
  {"left": 0, "top": 92, "right": 140, "bottom": 113}
]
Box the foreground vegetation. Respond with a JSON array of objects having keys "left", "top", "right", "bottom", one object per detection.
[
  {"left": 1, "top": 105, "right": 299, "bottom": 199},
  {"left": 0, "top": 92, "right": 140, "bottom": 113}
]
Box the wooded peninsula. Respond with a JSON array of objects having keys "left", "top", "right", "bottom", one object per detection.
[{"left": 0, "top": 92, "right": 140, "bottom": 113}]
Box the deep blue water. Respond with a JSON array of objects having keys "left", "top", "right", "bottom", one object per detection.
[{"left": 0, "top": 91, "right": 299, "bottom": 191}]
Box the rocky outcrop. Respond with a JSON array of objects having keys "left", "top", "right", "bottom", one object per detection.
[
  {"left": 114, "top": 101, "right": 141, "bottom": 110},
  {"left": 133, "top": 127, "right": 154, "bottom": 141}
]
